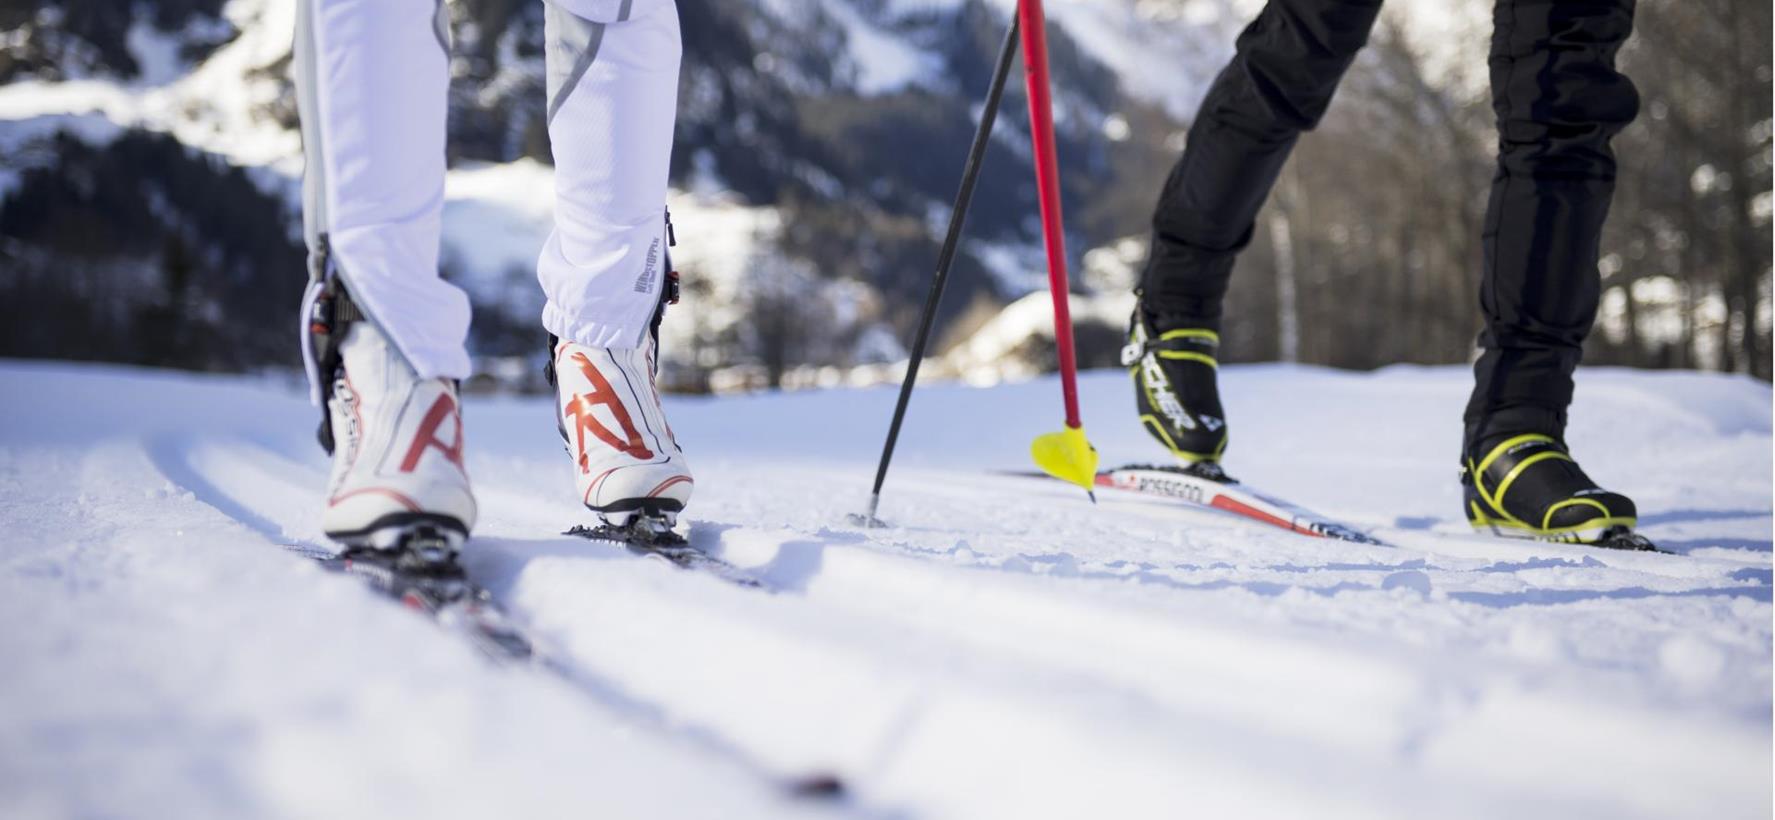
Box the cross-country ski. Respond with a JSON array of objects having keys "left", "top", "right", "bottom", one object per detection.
[
  {"left": 287, "top": 540, "right": 537, "bottom": 662},
  {"left": 1007, "top": 461, "right": 1387, "bottom": 545}
]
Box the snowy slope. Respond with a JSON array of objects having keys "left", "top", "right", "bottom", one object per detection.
[
  {"left": 0, "top": 360, "right": 1769, "bottom": 819},
  {"left": 0, "top": 0, "right": 301, "bottom": 171}
]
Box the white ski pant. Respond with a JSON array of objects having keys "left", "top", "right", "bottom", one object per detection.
[{"left": 295, "top": 0, "right": 681, "bottom": 384}]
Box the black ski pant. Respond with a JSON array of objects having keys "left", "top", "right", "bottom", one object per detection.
[{"left": 1139, "top": 0, "right": 1639, "bottom": 455}]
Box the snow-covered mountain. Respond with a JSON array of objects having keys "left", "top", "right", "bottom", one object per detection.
[
  {"left": 0, "top": 0, "right": 1257, "bottom": 381},
  {"left": 0, "top": 0, "right": 1517, "bottom": 387},
  {"left": 1, "top": 358, "right": 1768, "bottom": 817}
]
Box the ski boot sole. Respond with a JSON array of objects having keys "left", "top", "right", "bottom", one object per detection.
[
  {"left": 589, "top": 497, "right": 684, "bottom": 531},
  {"left": 1467, "top": 501, "right": 1656, "bottom": 550},
  {"left": 326, "top": 512, "right": 468, "bottom": 566}
]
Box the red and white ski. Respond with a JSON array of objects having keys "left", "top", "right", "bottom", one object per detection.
[{"left": 1040, "top": 463, "right": 1386, "bottom": 546}]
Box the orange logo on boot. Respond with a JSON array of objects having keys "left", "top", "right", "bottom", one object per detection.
[
  {"left": 400, "top": 392, "right": 466, "bottom": 472},
  {"left": 565, "top": 352, "right": 655, "bottom": 471}
]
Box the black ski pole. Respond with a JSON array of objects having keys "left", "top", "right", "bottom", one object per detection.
[{"left": 855, "top": 14, "right": 1021, "bottom": 527}]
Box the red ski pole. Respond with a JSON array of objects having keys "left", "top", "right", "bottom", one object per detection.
[{"left": 1019, "top": 0, "right": 1098, "bottom": 498}]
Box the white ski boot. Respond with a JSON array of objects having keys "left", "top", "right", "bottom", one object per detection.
[
  {"left": 551, "top": 335, "right": 693, "bottom": 532},
  {"left": 321, "top": 321, "right": 477, "bottom": 555}
]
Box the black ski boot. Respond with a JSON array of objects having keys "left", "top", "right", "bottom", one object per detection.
[
  {"left": 1461, "top": 433, "right": 1655, "bottom": 550},
  {"left": 1123, "top": 307, "right": 1227, "bottom": 464}
]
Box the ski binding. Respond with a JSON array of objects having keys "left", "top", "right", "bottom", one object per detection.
[
  {"left": 315, "top": 534, "right": 534, "bottom": 662},
  {"left": 566, "top": 515, "right": 764, "bottom": 589}
]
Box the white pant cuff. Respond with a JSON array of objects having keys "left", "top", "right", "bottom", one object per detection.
[{"left": 542, "top": 301, "right": 647, "bottom": 351}]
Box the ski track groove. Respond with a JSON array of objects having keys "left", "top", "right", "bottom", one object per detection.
[
  {"left": 146, "top": 437, "right": 883, "bottom": 816},
  {"left": 151, "top": 436, "right": 1773, "bottom": 820},
  {"left": 6, "top": 363, "right": 1770, "bottom": 819}
]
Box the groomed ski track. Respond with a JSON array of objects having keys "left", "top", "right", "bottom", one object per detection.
[{"left": 1, "top": 361, "right": 1769, "bottom": 819}]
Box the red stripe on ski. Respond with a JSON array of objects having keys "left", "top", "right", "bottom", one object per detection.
[
  {"left": 1208, "top": 495, "right": 1322, "bottom": 538},
  {"left": 1074, "top": 466, "right": 1384, "bottom": 545}
]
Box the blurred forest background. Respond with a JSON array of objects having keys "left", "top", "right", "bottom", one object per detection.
[{"left": 0, "top": 0, "right": 1769, "bottom": 389}]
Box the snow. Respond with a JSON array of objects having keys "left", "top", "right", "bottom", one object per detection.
[
  {"left": 125, "top": 16, "right": 190, "bottom": 87},
  {"left": 970, "top": 239, "right": 1051, "bottom": 295},
  {"left": 0, "top": 112, "right": 124, "bottom": 198},
  {"left": 436, "top": 158, "right": 769, "bottom": 288},
  {"left": 0, "top": 0, "right": 301, "bottom": 177},
  {"left": 433, "top": 158, "right": 907, "bottom": 379},
  {"left": 440, "top": 159, "right": 560, "bottom": 283},
  {"left": 940, "top": 288, "right": 1136, "bottom": 383},
  {"left": 816, "top": 0, "right": 944, "bottom": 95},
  {"left": 0, "top": 360, "right": 1768, "bottom": 819}
]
